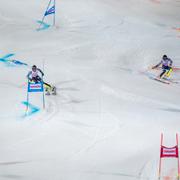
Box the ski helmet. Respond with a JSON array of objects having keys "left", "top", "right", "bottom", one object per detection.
[
  {"left": 163, "top": 55, "right": 167, "bottom": 60},
  {"left": 32, "top": 65, "right": 37, "bottom": 71}
]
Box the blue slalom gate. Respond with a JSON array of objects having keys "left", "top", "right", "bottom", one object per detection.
[
  {"left": 26, "top": 81, "right": 45, "bottom": 113},
  {"left": 37, "top": 0, "right": 56, "bottom": 31},
  {"left": 0, "top": 53, "right": 28, "bottom": 66}
]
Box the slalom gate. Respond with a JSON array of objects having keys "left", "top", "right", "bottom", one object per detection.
[
  {"left": 158, "top": 133, "right": 180, "bottom": 179},
  {"left": 26, "top": 81, "right": 45, "bottom": 113},
  {"left": 37, "top": 0, "right": 56, "bottom": 31}
]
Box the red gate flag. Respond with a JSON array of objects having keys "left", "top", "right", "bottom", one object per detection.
[
  {"left": 160, "top": 145, "right": 179, "bottom": 158},
  {"left": 158, "top": 134, "right": 180, "bottom": 179}
]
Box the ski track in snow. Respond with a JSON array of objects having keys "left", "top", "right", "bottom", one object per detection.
[
  {"left": 0, "top": 0, "right": 180, "bottom": 179},
  {"left": 101, "top": 84, "right": 180, "bottom": 111}
]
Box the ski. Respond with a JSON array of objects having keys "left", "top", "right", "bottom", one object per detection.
[
  {"left": 52, "top": 86, "right": 56, "bottom": 95},
  {"left": 153, "top": 78, "right": 170, "bottom": 84}
]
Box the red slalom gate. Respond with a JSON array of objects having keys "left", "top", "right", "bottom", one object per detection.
[{"left": 158, "top": 133, "right": 180, "bottom": 180}]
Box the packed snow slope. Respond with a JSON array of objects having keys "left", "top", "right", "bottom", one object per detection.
[{"left": 0, "top": 0, "right": 180, "bottom": 179}]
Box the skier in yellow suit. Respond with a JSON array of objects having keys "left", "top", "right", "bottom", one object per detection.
[{"left": 152, "top": 55, "right": 173, "bottom": 79}]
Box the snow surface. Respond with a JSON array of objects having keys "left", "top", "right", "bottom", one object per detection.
[{"left": 0, "top": 0, "right": 180, "bottom": 179}]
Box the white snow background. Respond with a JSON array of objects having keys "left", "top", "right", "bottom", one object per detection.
[{"left": 0, "top": 0, "right": 180, "bottom": 179}]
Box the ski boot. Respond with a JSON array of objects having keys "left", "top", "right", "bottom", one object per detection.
[
  {"left": 45, "top": 87, "right": 50, "bottom": 95},
  {"left": 51, "top": 86, "right": 56, "bottom": 95}
]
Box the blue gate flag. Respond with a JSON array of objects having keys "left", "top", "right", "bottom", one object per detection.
[
  {"left": 44, "top": 5, "right": 55, "bottom": 16},
  {"left": 38, "top": 0, "right": 56, "bottom": 30},
  {"left": 28, "top": 82, "right": 44, "bottom": 92}
]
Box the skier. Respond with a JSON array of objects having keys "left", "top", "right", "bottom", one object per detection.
[
  {"left": 152, "top": 55, "right": 173, "bottom": 79},
  {"left": 27, "top": 65, "right": 56, "bottom": 95}
]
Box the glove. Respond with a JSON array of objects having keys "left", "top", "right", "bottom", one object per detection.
[{"left": 29, "top": 78, "right": 32, "bottom": 81}]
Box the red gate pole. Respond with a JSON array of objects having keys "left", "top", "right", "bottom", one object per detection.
[
  {"left": 158, "top": 133, "right": 163, "bottom": 180},
  {"left": 176, "top": 133, "right": 180, "bottom": 180}
]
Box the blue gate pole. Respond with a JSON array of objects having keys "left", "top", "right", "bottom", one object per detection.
[
  {"left": 38, "top": 0, "right": 53, "bottom": 29},
  {"left": 26, "top": 83, "right": 30, "bottom": 114},
  {"left": 53, "top": 0, "right": 56, "bottom": 26},
  {"left": 42, "top": 60, "right": 45, "bottom": 109},
  {"left": 42, "top": 82, "right": 45, "bottom": 109}
]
